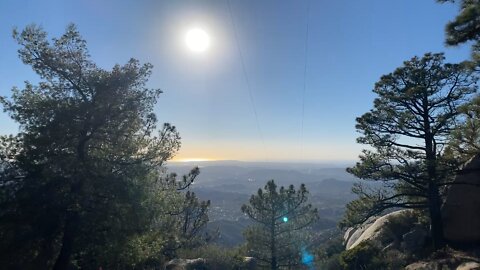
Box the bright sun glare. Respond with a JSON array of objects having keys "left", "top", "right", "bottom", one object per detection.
[{"left": 185, "top": 28, "right": 210, "bottom": 52}]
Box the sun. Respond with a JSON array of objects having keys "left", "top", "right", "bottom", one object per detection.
[{"left": 185, "top": 28, "right": 210, "bottom": 52}]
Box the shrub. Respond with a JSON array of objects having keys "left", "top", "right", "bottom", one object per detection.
[
  {"left": 319, "top": 254, "right": 342, "bottom": 270},
  {"left": 339, "top": 241, "right": 387, "bottom": 270}
]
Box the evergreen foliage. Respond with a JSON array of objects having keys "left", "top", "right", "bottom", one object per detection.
[
  {"left": 445, "top": 95, "right": 480, "bottom": 162},
  {"left": 438, "top": 0, "right": 480, "bottom": 62},
  {"left": 439, "top": 0, "right": 480, "bottom": 46}
]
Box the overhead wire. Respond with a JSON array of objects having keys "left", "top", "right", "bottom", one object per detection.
[
  {"left": 226, "top": 0, "right": 268, "bottom": 161},
  {"left": 300, "top": 0, "right": 311, "bottom": 159}
]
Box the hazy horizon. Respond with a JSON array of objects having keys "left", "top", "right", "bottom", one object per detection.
[{"left": 167, "top": 158, "right": 356, "bottom": 166}]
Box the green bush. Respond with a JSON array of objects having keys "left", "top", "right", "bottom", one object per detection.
[
  {"left": 314, "top": 232, "right": 345, "bottom": 270},
  {"left": 339, "top": 241, "right": 387, "bottom": 270},
  {"left": 318, "top": 254, "right": 342, "bottom": 270},
  {"left": 384, "top": 249, "right": 411, "bottom": 269}
]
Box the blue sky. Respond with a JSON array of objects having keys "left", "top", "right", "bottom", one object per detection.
[{"left": 0, "top": 0, "right": 471, "bottom": 161}]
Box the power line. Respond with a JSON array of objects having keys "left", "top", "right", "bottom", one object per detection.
[
  {"left": 300, "top": 0, "right": 311, "bottom": 159},
  {"left": 226, "top": 0, "right": 268, "bottom": 160}
]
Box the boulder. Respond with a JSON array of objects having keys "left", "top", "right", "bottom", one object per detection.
[
  {"left": 345, "top": 210, "right": 412, "bottom": 250},
  {"left": 344, "top": 216, "right": 378, "bottom": 249},
  {"left": 457, "top": 262, "right": 480, "bottom": 270},
  {"left": 405, "top": 262, "right": 436, "bottom": 270},
  {"left": 164, "top": 258, "right": 207, "bottom": 270},
  {"left": 343, "top": 227, "right": 355, "bottom": 245},
  {"left": 442, "top": 154, "right": 480, "bottom": 244}
]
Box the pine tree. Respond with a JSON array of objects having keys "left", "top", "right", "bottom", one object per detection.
[
  {"left": 344, "top": 53, "right": 478, "bottom": 249},
  {"left": 241, "top": 180, "right": 318, "bottom": 270}
]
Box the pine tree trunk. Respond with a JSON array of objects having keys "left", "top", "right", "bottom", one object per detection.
[
  {"left": 428, "top": 183, "right": 445, "bottom": 250},
  {"left": 271, "top": 253, "right": 277, "bottom": 270},
  {"left": 53, "top": 178, "right": 82, "bottom": 270},
  {"left": 52, "top": 211, "right": 78, "bottom": 270},
  {"left": 53, "top": 138, "right": 87, "bottom": 269},
  {"left": 270, "top": 217, "right": 277, "bottom": 270},
  {"left": 424, "top": 121, "right": 445, "bottom": 250},
  {"left": 32, "top": 236, "right": 56, "bottom": 269}
]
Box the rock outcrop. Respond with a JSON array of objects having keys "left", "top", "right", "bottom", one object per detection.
[
  {"left": 344, "top": 210, "right": 420, "bottom": 251},
  {"left": 457, "top": 262, "right": 480, "bottom": 270},
  {"left": 344, "top": 216, "right": 377, "bottom": 250},
  {"left": 442, "top": 154, "right": 480, "bottom": 244},
  {"left": 164, "top": 258, "right": 207, "bottom": 270}
]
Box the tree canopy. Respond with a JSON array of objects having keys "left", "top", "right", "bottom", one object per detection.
[{"left": 0, "top": 24, "right": 208, "bottom": 269}]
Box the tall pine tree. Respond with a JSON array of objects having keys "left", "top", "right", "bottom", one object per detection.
[{"left": 344, "top": 53, "right": 478, "bottom": 249}]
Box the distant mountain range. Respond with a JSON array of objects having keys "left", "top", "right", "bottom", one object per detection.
[{"left": 166, "top": 160, "right": 358, "bottom": 246}]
